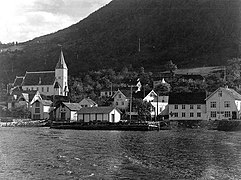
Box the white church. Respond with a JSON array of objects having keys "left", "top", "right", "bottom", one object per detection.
[{"left": 12, "top": 50, "right": 69, "bottom": 96}]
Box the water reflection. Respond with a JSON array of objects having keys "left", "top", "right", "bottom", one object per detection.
[{"left": 0, "top": 128, "right": 240, "bottom": 179}]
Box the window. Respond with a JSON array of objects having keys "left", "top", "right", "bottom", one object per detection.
[
  {"left": 35, "top": 108, "right": 40, "bottom": 113},
  {"left": 122, "top": 101, "right": 124, "bottom": 105},
  {"left": 116, "top": 102, "right": 118, "bottom": 106},
  {"left": 197, "top": 112, "right": 201, "bottom": 117},
  {"left": 197, "top": 105, "right": 201, "bottom": 109},
  {"left": 190, "top": 105, "right": 194, "bottom": 109},
  {"left": 224, "top": 111, "right": 231, "bottom": 117},
  {"left": 182, "top": 105, "right": 185, "bottom": 109},
  {"left": 105, "top": 92, "right": 108, "bottom": 95},
  {"left": 37, "top": 87, "right": 39, "bottom": 91},
  {"left": 224, "top": 101, "right": 230, "bottom": 108},
  {"left": 31, "top": 87, "right": 33, "bottom": 90},
  {"left": 42, "top": 87, "right": 44, "bottom": 92},
  {"left": 174, "top": 113, "right": 178, "bottom": 117},
  {"left": 35, "top": 102, "right": 40, "bottom": 107},
  {"left": 190, "top": 112, "right": 194, "bottom": 117},
  {"left": 47, "top": 87, "right": 49, "bottom": 92},
  {"left": 210, "top": 102, "right": 216, "bottom": 108},
  {"left": 218, "top": 91, "right": 222, "bottom": 97},
  {"left": 182, "top": 112, "right": 185, "bottom": 117},
  {"left": 211, "top": 111, "right": 216, "bottom": 118},
  {"left": 174, "top": 105, "right": 178, "bottom": 109},
  {"left": 118, "top": 94, "right": 121, "bottom": 98}
]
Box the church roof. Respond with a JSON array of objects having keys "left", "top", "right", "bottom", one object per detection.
[
  {"left": 22, "top": 71, "right": 55, "bottom": 86},
  {"left": 55, "top": 50, "right": 67, "bottom": 69},
  {"left": 13, "top": 76, "right": 24, "bottom": 87}
]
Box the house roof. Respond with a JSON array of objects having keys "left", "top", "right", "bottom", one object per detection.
[
  {"left": 38, "top": 100, "right": 53, "bottom": 106},
  {"left": 78, "top": 107, "right": 121, "bottom": 114},
  {"left": 55, "top": 50, "right": 68, "bottom": 69},
  {"left": 168, "top": 92, "right": 206, "bottom": 104},
  {"left": 22, "top": 71, "right": 55, "bottom": 86},
  {"left": 206, "top": 87, "right": 241, "bottom": 101},
  {"left": 13, "top": 76, "right": 24, "bottom": 87},
  {"left": 62, "top": 102, "right": 82, "bottom": 111},
  {"left": 18, "top": 91, "right": 38, "bottom": 102},
  {"left": 80, "top": 98, "right": 97, "bottom": 106}
]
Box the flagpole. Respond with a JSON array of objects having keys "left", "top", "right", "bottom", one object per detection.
[{"left": 129, "top": 85, "right": 133, "bottom": 121}]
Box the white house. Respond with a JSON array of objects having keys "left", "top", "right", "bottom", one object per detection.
[
  {"left": 77, "top": 107, "right": 121, "bottom": 123},
  {"left": 169, "top": 92, "right": 206, "bottom": 121},
  {"left": 54, "top": 102, "right": 82, "bottom": 121},
  {"left": 31, "top": 99, "right": 52, "bottom": 120},
  {"left": 112, "top": 89, "right": 131, "bottom": 110},
  {"left": 206, "top": 87, "right": 241, "bottom": 120},
  {"left": 79, "top": 98, "right": 98, "bottom": 107},
  {"left": 143, "top": 90, "right": 169, "bottom": 118},
  {"left": 14, "top": 50, "right": 69, "bottom": 96}
]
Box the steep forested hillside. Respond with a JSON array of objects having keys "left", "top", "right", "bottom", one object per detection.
[{"left": 0, "top": 0, "right": 240, "bottom": 85}]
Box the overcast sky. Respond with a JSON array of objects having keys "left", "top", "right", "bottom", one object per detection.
[{"left": 0, "top": 0, "right": 112, "bottom": 43}]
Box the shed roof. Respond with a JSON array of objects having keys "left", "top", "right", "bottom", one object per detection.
[
  {"left": 22, "top": 71, "right": 55, "bottom": 86},
  {"left": 62, "top": 102, "right": 82, "bottom": 111},
  {"left": 168, "top": 92, "right": 206, "bottom": 104},
  {"left": 78, "top": 107, "right": 120, "bottom": 114}
]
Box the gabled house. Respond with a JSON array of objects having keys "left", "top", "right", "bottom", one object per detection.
[
  {"left": 54, "top": 102, "right": 82, "bottom": 122},
  {"left": 12, "top": 90, "right": 37, "bottom": 109},
  {"left": 79, "top": 98, "right": 98, "bottom": 107},
  {"left": 143, "top": 90, "right": 169, "bottom": 118},
  {"left": 169, "top": 92, "right": 206, "bottom": 121},
  {"left": 206, "top": 87, "right": 241, "bottom": 120},
  {"left": 31, "top": 99, "right": 52, "bottom": 120},
  {"left": 112, "top": 89, "right": 131, "bottom": 110},
  {"left": 77, "top": 107, "right": 121, "bottom": 123}
]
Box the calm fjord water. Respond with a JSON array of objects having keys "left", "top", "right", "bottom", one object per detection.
[{"left": 0, "top": 128, "right": 240, "bottom": 179}]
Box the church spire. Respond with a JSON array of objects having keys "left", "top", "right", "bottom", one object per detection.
[{"left": 55, "top": 50, "right": 67, "bottom": 69}]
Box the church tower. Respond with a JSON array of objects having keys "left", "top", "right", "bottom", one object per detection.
[{"left": 55, "top": 50, "right": 69, "bottom": 96}]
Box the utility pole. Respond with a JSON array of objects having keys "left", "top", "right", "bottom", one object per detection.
[
  {"left": 156, "top": 93, "right": 159, "bottom": 121},
  {"left": 129, "top": 85, "right": 133, "bottom": 121},
  {"left": 138, "top": 38, "right": 141, "bottom": 52}
]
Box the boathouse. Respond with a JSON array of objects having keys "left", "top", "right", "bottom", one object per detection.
[{"left": 77, "top": 107, "right": 121, "bottom": 123}]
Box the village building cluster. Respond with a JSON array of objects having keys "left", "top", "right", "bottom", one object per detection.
[{"left": 3, "top": 51, "right": 241, "bottom": 123}]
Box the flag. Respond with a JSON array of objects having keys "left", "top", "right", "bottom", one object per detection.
[{"left": 135, "top": 79, "right": 142, "bottom": 93}]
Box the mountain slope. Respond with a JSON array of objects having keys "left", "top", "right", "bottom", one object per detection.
[{"left": 1, "top": 0, "right": 240, "bottom": 84}]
